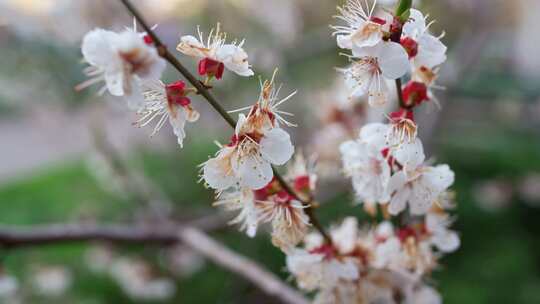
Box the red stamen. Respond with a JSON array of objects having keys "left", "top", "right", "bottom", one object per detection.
[
  {"left": 309, "top": 244, "right": 337, "bottom": 260},
  {"left": 370, "top": 16, "right": 387, "bottom": 25},
  {"left": 402, "top": 81, "right": 429, "bottom": 106},
  {"left": 397, "top": 226, "right": 417, "bottom": 243},
  {"left": 254, "top": 178, "right": 278, "bottom": 201},
  {"left": 166, "top": 80, "right": 192, "bottom": 107},
  {"left": 294, "top": 175, "right": 310, "bottom": 192},
  {"left": 389, "top": 108, "right": 414, "bottom": 123},
  {"left": 143, "top": 34, "right": 153, "bottom": 45},
  {"left": 400, "top": 37, "right": 418, "bottom": 58},
  {"left": 198, "top": 57, "right": 225, "bottom": 79}
]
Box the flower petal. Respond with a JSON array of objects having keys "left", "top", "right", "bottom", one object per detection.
[
  {"left": 81, "top": 29, "right": 118, "bottom": 67},
  {"left": 403, "top": 9, "right": 426, "bottom": 38},
  {"left": 203, "top": 149, "right": 237, "bottom": 190},
  {"left": 260, "top": 128, "right": 294, "bottom": 165},
  {"left": 416, "top": 34, "right": 447, "bottom": 68},
  {"left": 176, "top": 35, "right": 207, "bottom": 58},
  {"left": 216, "top": 44, "right": 254, "bottom": 77},
  {"left": 359, "top": 123, "right": 390, "bottom": 150},
  {"left": 393, "top": 138, "right": 425, "bottom": 171},
  {"left": 169, "top": 106, "right": 188, "bottom": 147},
  {"left": 233, "top": 153, "right": 273, "bottom": 190},
  {"left": 378, "top": 42, "right": 410, "bottom": 80}
]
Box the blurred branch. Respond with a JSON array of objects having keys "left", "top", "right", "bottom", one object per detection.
[
  {"left": 89, "top": 115, "right": 306, "bottom": 303},
  {"left": 0, "top": 223, "right": 309, "bottom": 304},
  {"left": 118, "top": 0, "right": 331, "bottom": 243},
  {"left": 180, "top": 227, "right": 310, "bottom": 304},
  {"left": 0, "top": 224, "right": 179, "bottom": 247}
]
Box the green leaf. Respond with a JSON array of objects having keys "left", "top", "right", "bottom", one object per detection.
[{"left": 395, "top": 0, "right": 412, "bottom": 21}]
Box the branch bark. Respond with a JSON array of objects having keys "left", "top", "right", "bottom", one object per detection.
[{"left": 0, "top": 223, "right": 309, "bottom": 304}]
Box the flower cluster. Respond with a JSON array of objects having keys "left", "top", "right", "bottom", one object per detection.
[
  {"left": 202, "top": 72, "right": 296, "bottom": 191},
  {"left": 287, "top": 215, "right": 457, "bottom": 303},
  {"left": 284, "top": 1, "right": 458, "bottom": 303},
  {"left": 76, "top": 0, "right": 459, "bottom": 302},
  {"left": 212, "top": 153, "right": 315, "bottom": 252},
  {"left": 78, "top": 23, "right": 255, "bottom": 147}
]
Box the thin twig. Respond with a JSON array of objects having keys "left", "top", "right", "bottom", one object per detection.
[{"left": 118, "top": 0, "right": 331, "bottom": 242}]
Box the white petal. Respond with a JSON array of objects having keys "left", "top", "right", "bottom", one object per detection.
[
  {"left": 342, "top": 64, "right": 373, "bottom": 97},
  {"left": 203, "top": 150, "right": 237, "bottom": 190},
  {"left": 104, "top": 70, "right": 125, "bottom": 96},
  {"left": 433, "top": 231, "right": 460, "bottom": 252},
  {"left": 337, "top": 35, "right": 353, "bottom": 49},
  {"left": 235, "top": 113, "right": 248, "bottom": 136},
  {"left": 423, "top": 164, "right": 455, "bottom": 193},
  {"left": 403, "top": 9, "right": 426, "bottom": 38},
  {"left": 260, "top": 128, "right": 294, "bottom": 165},
  {"left": 416, "top": 34, "right": 447, "bottom": 68},
  {"left": 408, "top": 286, "right": 442, "bottom": 304},
  {"left": 216, "top": 44, "right": 253, "bottom": 77},
  {"left": 233, "top": 153, "right": 273, "bottom": 190},
  {"left": 359, "top": 123, "right": 390, "bottom": 150},
  {"left": 387, "top": 171, "right": 410, "bottom": 215},
  {"left": 124, "top": 78, "right": 145, "bottom": 110},
  {"left": 81, "top": 28, "right": 118, "bottom": 67},
  {"left": 169, "top": 106, "right": 188, "bottom": 147},
  {"left": 378, "top": 42, "right": 410, "bottom": 80},
  {"left": 177, "top": 35, "right": 207, "bottom": 58},
  {"left": 393, "top": 138, "right": 425, "bottom": 171}
]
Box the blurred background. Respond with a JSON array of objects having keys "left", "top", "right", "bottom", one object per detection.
[{"left": 0, "top": 0, "right": 539, "bottom": 303}]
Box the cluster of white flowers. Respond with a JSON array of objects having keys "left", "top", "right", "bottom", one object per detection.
[
  {"left": 284, "top": 1, "right": 458, "bottom": 303},
  {"left": 74, "top": 0, "right": 459, "bottom": 302},
  {"left": 287, "top": 213, "right": 458, "bottom": 303},
  {"left": 78, "top": 22, "right": 254, "bottom": 147},
  {"left": 212, "top": 153, "right": 313, "bottom": 252}
]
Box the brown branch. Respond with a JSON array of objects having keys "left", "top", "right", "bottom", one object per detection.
[
  {"left": 118, "top": 0, "right": 331, "bottom": 242},
  {"left": 0, "top": 223, "right": 308, "bottom": 304},
  {"left": 0, "top": 224, "right": 179, "bottom": 248},
  {"left": 180, "top": 227, "right": 310, "bottom": 304}
]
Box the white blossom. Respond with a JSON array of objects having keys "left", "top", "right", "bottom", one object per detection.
[
  {"left": 258, "top": 191, "right": 310, "bottom": 252},
  {"left": 286, "top": 248, "right": 359, "bottom": 291},
  {"left": 425, "top": 212, "right": 460, "bottom": 252},
  {"left": 79, "top": 28, "right": 166, "bottom": 109},
  {"left": 387, "top": 139, "right": 454, "bottom": 215},
  {"left": 333, "top": 0, "right": 392, "bottom": 50},
  {"left": 202, "top": 75, "right": 295, "bottom": 190},
  {"left": 110, "top": 258, "right": 176, "bottom": 301},
  {"left": 213, "top": 188, "right": 260, "bottom": 237},
  {"left": 405, "top": 285, "right": 442, "bottom": 304},
  {"left": 340, "top": 123, "right": 392, "bottom": 204},
  {"left": 341, "top": 41, "right": 409, "bottom": 106},
  {"left": 134, "top": 80, "right": 199, "bottom": 147},
  {"left": 176, "top": 24, "right": 253, "bottom": 78},
  {"left": 402, "top": 9, "right": 447, "bottom": 71}
]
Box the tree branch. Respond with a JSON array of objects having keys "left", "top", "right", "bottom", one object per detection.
[
  {"left": 118, "top": 0, "right": 331, "bottom": 242},
  {"left": 0, "top": 224, "right": 179, "bottom": 248},
  {"left": 180, "top": 227, "right": 310, "bottom": 304},
  {"left": 0, "top": 223, "right": 309, "bottom": 304}
]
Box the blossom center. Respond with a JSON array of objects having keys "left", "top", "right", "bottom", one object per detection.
[
  {"left": 166, "top": 81, "right": 191, "bottom": 107},
  {"left": 198, "top": 57, "right": 225, "bottom": 79},
  {"left": 400, "top": 37, "right": 419, "bottom": 58},
  {"left": 402, "top": 81, "right": 428, "bottom": 106},
  {"left": 309, "top": 244, "right": 338, "bottom": 260}
]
